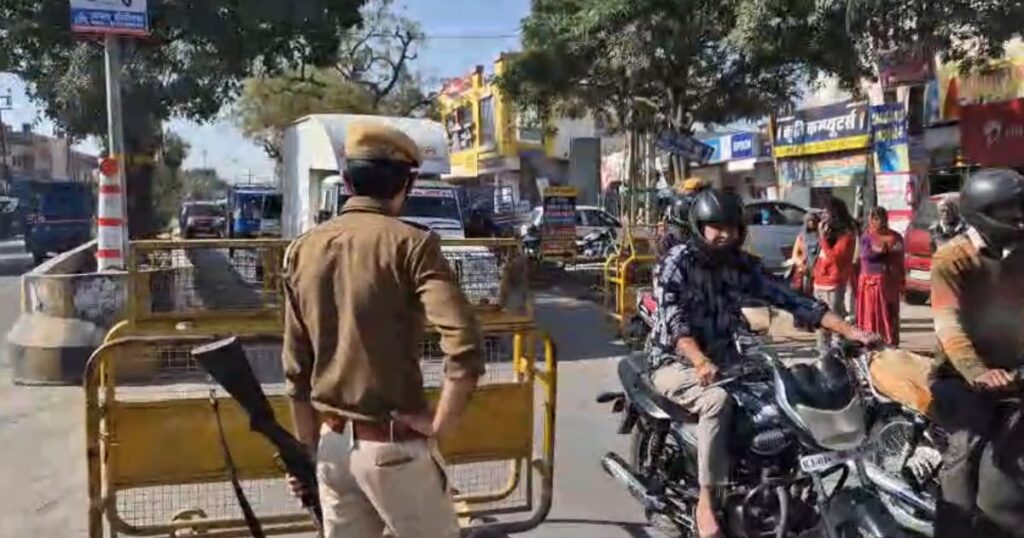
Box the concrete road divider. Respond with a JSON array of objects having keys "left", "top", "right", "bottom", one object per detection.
[{"left": 7, "top": 240, "right": 128, "bottom": 385}]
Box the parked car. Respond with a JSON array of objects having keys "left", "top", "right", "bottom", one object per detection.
[
  {"left": 180, "top": 201, "right": 227, "bottom": 239},
  {"left": 743, "top": 200, "right": 809, "bottom": 273},
  {"left": 903, "top": 194, "right": 953, "bottom": 305},
  {"left": 523, "top": 205, "right": 622, "bottom": 240}
]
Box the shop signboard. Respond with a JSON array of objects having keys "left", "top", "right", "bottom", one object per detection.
[
  {"left": 730, "top": 133, "right": 757, "bottom": 160},
  {"left": 70, "top": 0, "right": 149, "bottom": 35},
  {"left": 936, "top": 42, "right": 1024, "bottom": 122},
  {"left": 773, "top": 101, "right": 871, "bottom": 158},
  {"left": 961, "top": 98, "right": 1024, "bottom": 167},
  {"left": 541, "top": 186, "right": 578, "bottom": 260},
  {"left": 871, "top": 103, "right": 911, "bottom": 173},
  {"left": 777, "top": 154, "right": 869, "bottom": 188}
]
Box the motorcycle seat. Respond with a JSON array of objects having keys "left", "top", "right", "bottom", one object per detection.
[{"left": 619, "top": 353, "right": 699, "bottom": 424}]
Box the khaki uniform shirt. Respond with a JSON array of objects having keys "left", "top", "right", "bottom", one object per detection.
[
  {"left": 931, "top": 231, "right": 1024, "bottom": 380},
  {"left": 282, "top": 196, "right": 485, "bottom": 420}
]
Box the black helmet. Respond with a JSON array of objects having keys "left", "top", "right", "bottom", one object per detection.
[
  {"left": 960, "top": 168, "right": 1024, "bottom": 249},
  {"left": 664, "top": 196, "right": 691, "bottom": 226},
  {"left": 688, "top": 189, "right": 746, "bottom": 248}
]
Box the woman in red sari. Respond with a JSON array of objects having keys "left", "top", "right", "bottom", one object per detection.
[{"left": 856, "top": 207, "right": 905, "bottom": 345}]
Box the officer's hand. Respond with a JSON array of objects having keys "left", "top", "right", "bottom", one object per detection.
[
  {"left": 695, "top": 362, "right": 719, "bottom": 387},
  {"left": 974, "top": 369, "right": 1015, "bottom": 391},
  {"left": 392, "top": 410, "right": 436, "bottom": 437},
  {"left": 286, "top": 474, "right": 308, "bottom": 501}
]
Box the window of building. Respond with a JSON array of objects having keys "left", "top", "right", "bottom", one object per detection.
[
  {"left": 444, "top": 104, "right": 475, "bottom": 152},
  {"left": 479, "top": 96, "right": 496, "bottom": 148}
]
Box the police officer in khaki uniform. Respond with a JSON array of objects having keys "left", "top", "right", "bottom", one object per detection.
[{"left": 282, "top": 121, "right": 485, "bottom": 537}]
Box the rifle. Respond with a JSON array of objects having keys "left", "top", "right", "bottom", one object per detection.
[{"left": 191, "top": 337, "right": 323, "bottom": 535}]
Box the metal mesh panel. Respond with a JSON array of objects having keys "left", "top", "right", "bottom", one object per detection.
[
  {"left": 134, "top": 244, "right": 282, "bottom": 316},
  {"left": 451, "top": 460, "right": 530, "bottom": 510},
  {"left": 113, "top": 341, "right": 286, "bottom": 402},
  {"left": 444, "top": 249, "right": 504, "bottom": 307},
  {"left": 419, "top": 333, "right": 517, "bottom": 387},
  {"left": 114, "top": 478, "right": 297, "bottom": 529}
]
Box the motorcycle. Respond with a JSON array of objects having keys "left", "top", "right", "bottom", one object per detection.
[
  {"left": 577, "top": 228, "right": 617, "bottom": 260},
  {"left": 597, "top": 334, "right": 906, "bottom": 538},
  {"left": 849, "top": 344, "right": 1024, "bottom": 537}
]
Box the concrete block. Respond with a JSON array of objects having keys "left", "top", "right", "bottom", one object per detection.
[{"left": 7, "top": 313, "right": 105, "bottom": 385}]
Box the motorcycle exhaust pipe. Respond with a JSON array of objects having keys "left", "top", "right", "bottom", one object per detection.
[
  {"left": 601, "top": 452, "right": 664, "bottom": 511},
  {"left": 861, "top": 462, "right": 935, "bottom": 517},
  {"left": 861, "top": 461, "right": 936, "bottom": 536}
]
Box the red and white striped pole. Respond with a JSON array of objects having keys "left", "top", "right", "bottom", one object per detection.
[{"left": 97, "top": 156, "right": 126, "bottom": 270}]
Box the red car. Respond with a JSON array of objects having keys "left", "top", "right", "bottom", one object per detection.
[{"left": 903, "top": 194, "right": 958, "bottom": 304}]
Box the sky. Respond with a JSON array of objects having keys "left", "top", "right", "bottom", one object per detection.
[{"left": 0, "top": 0, "right": 530, "bottom": 183}]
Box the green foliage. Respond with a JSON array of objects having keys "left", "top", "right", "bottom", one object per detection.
[
  {"left": 0, "top": 0, "right": 367, "bottom": 139},
  {"left": 234, "top": 0, "right": 436, "bottom": 160},
  {"left": 499, "top": 0, "right": 833, "bottom": 135},
  {"left": 151, "top": 131, "right": 227, "bottom": 231}
]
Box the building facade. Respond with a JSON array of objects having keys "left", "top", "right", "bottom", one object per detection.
[
  {"left": 0, "top": 122, "right": 97, "bottom": 184},
  {"left": 437, "top": 54, "right": 599, "bottom": 211}
]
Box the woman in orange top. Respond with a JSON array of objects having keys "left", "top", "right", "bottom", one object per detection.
[{"left": 812, "top": 197, "right": 857, "bottom": 353}]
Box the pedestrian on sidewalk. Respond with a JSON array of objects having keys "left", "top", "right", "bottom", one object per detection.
[
  {"left": 813, "top": 196, "right": 857, "bottom": 353},
  {"left": 856, "top": 206, "right": 905, "bottom": 346},
  {"left": 790, "top": 212, "right": 821, "bottom": 294},
  {"left": 930, "top": 194, "right": 966, "bottom": 250}
]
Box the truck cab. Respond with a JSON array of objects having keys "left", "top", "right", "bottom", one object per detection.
[{"left": 319, "top": 177, "right": 467, "bottom": 238}]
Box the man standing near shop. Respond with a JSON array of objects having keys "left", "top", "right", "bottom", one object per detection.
[{"left": 282, "top": 121, "right": 485, "bottom": 537}]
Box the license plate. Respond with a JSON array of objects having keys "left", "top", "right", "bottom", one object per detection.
[
  {"left": 909, "top": 269, "right": 930, "bottom": 282},
  {"left": 800, "top": 447, "right": 865, "bottom": 473}
]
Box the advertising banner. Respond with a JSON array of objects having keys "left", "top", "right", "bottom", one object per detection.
[
  {"left": 541, "top": 186, "right": 578, "bottom": 260},
  {"left": 777, "top": 154, "right": 869, "bottom": 188},
  {"left": 961, "top": 98, "right": 1024, "bottom": 167},
  {"left": 773, "top": 101, "right": 871, "bottom": 158},
  {"left": 875, "top": 173, "right": 914, "bottom": 234},
  {"left": 870, "top": 103, "right": 911, "bottom": 173},
  {"left": 656, "top": 132, "right": 715, "bottom": 165}
]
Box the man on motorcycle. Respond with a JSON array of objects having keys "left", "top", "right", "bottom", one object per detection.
[
  {"left": 930, "top": 168, "right": 1024, "bottom": 537},
  {"left": 651, "top": 188, "right": 877, "bottom": 538}
]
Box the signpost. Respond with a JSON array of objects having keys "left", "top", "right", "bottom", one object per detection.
[
  {"left": 69, "top": 0, "right": 150, "bottom": 270},
  {"left": 540, "top": 186, "right": 578, "bottom": 262}
]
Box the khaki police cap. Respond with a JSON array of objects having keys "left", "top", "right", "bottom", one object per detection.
[
  {"left": 681, "top": 177, "right": 707, "bottom": 192},
  {"left": 344, "top": 121, "right": 421, "bottom": 166}
]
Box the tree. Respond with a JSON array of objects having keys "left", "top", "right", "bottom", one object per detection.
[
  {"left": 498, "top": 0, "right": 837, "bottom": 221},
  {"left": 152, "top": 130, "right": 190, "bottom": 231},
  {"left": 835, "top": 0, "right": 1024, "bottom": 85},
  {"left": 234, "top": 0, "right": 436, "bottom": 161},
  {"left": 0, "top": 0, "right": 365, "bottom": 238}
]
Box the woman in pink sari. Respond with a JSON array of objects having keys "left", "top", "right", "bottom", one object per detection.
[{"left": 856, "top": 207, "right": 905, "bottom": 345}]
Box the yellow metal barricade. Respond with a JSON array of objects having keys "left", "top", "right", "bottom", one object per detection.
[
  {"left": 124, "top": 238, "right": 529, "bottom": 334},
  {"left": 85, "top": 327, "right": 556, "bottom": 537},
  {"left": 603, "top": 228, "right": 656, "bottom": 334}
]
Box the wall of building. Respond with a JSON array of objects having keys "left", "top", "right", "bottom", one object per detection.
[{"left": 1, "top": 123, "right": 96, "bottom": 182}]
